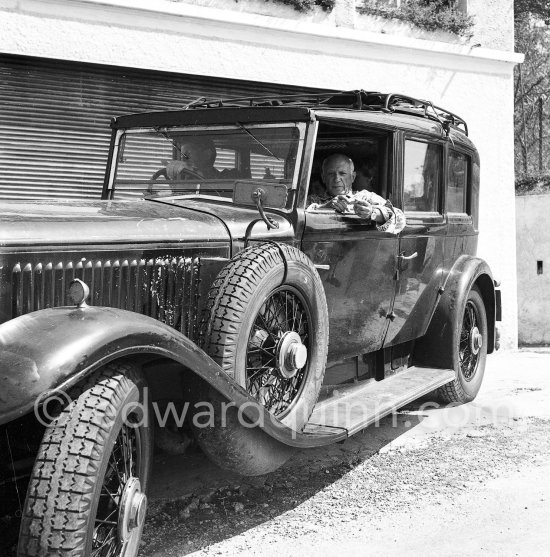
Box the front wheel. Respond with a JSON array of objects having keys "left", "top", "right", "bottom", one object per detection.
[
  {"left": 18, "top": 362, "right": 153, "bottom": 557},
  {"left": 438, "top": 287, "right": 488, "bottom": 404}
]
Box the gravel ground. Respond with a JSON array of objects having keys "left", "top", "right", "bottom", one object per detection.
[
  {"left": 140, "top": 418, "right": 550, "bottom": 556},
  {"left": 4, "top": 352, "right": 547, "bottom": 555},
  {"left": 139, "top": 351, "right": 550, "bottom": 557}
]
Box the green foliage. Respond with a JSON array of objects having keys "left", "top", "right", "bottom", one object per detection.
[
  {"left": 358, "top": 0, "right": 474, "bottom": 38},
  {"left": 265, "top": 0, "right": 335, "bottom": 11},
  {"left": 515, "top": 174, "right": 550, "bottom": 195}
]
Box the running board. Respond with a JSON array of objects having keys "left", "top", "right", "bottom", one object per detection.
[{"left": 304, "top": 366, "right": 455, "bottom": 437}]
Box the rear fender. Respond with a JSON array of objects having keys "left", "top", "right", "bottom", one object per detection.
[{"left": 414, "top": 255, "right": 497, "bottom": 368}]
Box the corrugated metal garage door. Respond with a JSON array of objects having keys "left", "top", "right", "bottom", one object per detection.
[{"left": 0, "top": 55, "right": 316, "bottom": 200}]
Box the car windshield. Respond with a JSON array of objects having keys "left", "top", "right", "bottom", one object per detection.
[{"left": 111, "top": 123, "right": 305, "bottom": 207}]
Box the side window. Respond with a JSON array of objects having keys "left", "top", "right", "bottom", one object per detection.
[
  {"left": 447, "top": 149, "right": 469, "bottom": 214},
  {"left": 403, "top": 140, "right": 441, "bottom": 213},
  {"left": 308, "top": 121, "right": 391, "bottom": 205}
]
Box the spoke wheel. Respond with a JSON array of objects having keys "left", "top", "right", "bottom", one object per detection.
[
  {"left": 200, "top": 242, "right": 328, "bottom": 429},
  {"left": 196, "top": 242, "right": 328, "bottom": 475},
  {"left": 18, "top": 362, "right": 152, "bottom": 557},
  {"left": 246, "top": 286, "right": 311, "bottom": 418},
  {"left": 92, "top": 424, "right": 145, "bottom": 557},
  {"left": 459, "top": 299, "right": 483, "bottom": 382},
  {"left": 438, "top": 286, "right": 488, "bottom": 404}
]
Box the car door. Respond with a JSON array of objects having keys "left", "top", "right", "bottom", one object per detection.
[
  {"left": 302, "top": 214, "right": 398, "bottom": 363},
  {"left": 300, "top": 121, "right": 399, "bottom": 364},
  {"left": 384, "top": 134, "right": 447, "bottom": 347}
]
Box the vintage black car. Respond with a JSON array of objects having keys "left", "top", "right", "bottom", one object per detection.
[{"left": 0, "top": 91, "right": 501, "bottom": 556}]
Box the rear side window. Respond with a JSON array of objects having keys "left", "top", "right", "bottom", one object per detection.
[
  {"left": 447, "top": 149, "right": 469, "bottom": 213},
  {"left": 403, "top": 140, "right": 441, "bottom": 213}
]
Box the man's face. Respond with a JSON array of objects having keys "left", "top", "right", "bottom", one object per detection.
[
  {"left": 180, "top": 143, "right": 206, "bottom": 171},
  {"left": 322, "top": 158, "right": 356, "bottom": 197}
]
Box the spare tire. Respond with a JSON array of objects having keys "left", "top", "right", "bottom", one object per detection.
[
  {"left": 200, "top": 242, "right": 329, "bottom": 430},
  {"left": 195, "top": 242, "right": 328, "bottom": 475}
]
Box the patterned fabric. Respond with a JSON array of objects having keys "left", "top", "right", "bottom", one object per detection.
[
  {"left": 306, "top": 189, "right": 406, "bottom": 234},
  {"left": 306, "top": 192, "right": 333, "bottom": 207}
]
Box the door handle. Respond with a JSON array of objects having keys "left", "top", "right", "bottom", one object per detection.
[{"left": 396, "top": 251, "right": 418, "bottom": 279}]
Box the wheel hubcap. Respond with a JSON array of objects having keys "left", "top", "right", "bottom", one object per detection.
[
  {"left": 118, "top": 477, "right": 147, "bottom": 543},
  {"left": 276, "top": 331, "right": 308, "bottom": 379},
  {"left": 245, "top": 287, "right": 311, "bottom": 417},
  {"left": 469, "top": 326, "right": 483, "bottom": 355}
]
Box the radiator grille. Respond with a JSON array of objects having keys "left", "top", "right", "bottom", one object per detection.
[{"left": 11, "top": 256, "right": 201, "bottom": 340}]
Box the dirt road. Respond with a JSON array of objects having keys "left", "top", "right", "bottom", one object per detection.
[{"left": 141, "top": 350, "right": 550, "bottom": 557}]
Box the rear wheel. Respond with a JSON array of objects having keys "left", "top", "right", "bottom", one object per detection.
[
  {"left": 438, "top": 287, "right": 488, "bottom": 403},
  {"left": 18, "top": 362, "right": 152, "bottom": 557}
]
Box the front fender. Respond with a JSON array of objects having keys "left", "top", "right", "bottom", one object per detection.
[
  {"left": 0, "top": 306, "right": 345, "bottom": 448},
  {"left": 414, "top": 255, "right": 496, "bottom": 368},
  {"left": 0, "top": 306, "right": 221, "bottom": 425}
]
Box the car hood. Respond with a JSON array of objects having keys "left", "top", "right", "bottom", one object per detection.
[
  {"left": 0, "top": 199, "right": 231, "bottom": 247},
  {"left": 167, "top": 198, "right": 294, "bottom": 242}
]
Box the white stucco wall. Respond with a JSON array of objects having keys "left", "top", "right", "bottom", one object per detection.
[
  {"left": 0, "top": 0, "right": 522, "bottom": 348},
  {"left": 516, "top": 195, "right": 550, "bottom": 345}
]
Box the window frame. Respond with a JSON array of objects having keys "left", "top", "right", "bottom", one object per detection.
[
  {"left": 446, "top": 145, "right": 472, "bottom": 219},
  {"left": 401, "top": 133, "right": 445, "bottom": 224},
  {"left": 303, "top": 119, "right": 395, "bottom": 216},
  {"left": 107, "top": 122, "right": 306, "bottom": 207}
]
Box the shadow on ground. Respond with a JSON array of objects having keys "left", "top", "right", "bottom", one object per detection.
[{"left": 141, "top": 408, "right": 431, "bottom": 556}]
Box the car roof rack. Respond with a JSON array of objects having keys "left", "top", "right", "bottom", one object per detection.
[
  {"left": 382, "top": 93, "right": 468, "bottom": 136},
  {"left": 183, "top": 90, "right": 468, "bottom": 136}
]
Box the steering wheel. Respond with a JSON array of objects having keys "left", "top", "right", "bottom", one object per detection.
[
  {"left": 177, "top": 167, "right": 204, "bottom": 181},
  {"left": 150, "top": 168, "right": 169, "bottom": 183},
  {"left": 151, "top": 164, "right": 204, "bottom": 183},
  {"left": 147, "top": 165, "right": 204, "bottom": 197}
]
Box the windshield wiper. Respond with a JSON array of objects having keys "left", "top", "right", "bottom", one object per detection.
[
  {"left": 236, "top": 122, "right": 281, "bottom": 160},
  {"left": 153, "top": 127, "right": 190, "bottom": 161}
]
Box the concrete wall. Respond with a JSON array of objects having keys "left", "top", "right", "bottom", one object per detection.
[
  {"left": 0, "top": 0, "right": 522, "bottom": 348},
  {"left": 516, "top": 195, "right": 550, "bottom": 345}
]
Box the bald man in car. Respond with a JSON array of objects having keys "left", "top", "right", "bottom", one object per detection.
[
  {"left": 307, "top": 153, "right": 405, "bottom": 234},
  {"left": 164, "top": 138, "right": 221, "bottom": 181}
]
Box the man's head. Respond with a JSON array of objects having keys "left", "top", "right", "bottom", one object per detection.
[
  {"left": 179, "top": 138, "right": 217, "bottom": 172},
  {"left": 321, "top": 154, "right": 356, "bottom": 197}
]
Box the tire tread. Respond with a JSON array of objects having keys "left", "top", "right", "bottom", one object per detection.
[
  {"left": 199, "top": 242, "right": 328, "bottom": 424},
  {"left": 18, "top": 362, "right": 142, "bottom": 557}
]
